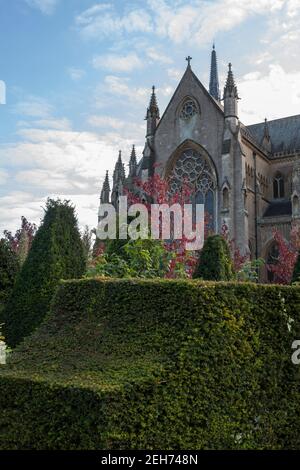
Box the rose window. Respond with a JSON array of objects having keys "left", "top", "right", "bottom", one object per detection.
[{"left": 180, "top": 100, "right": 198, "bottom": 120}]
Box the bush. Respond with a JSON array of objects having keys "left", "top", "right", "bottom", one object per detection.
[
  {"left": 0, "top": 279, "right": 300, "bottom": 449},
  {"left": 87, "top": 238, "right": 175, "bottom": 279},
  {"left": 193, "top": 234, "right": 234, "bottom": 280},
  {"left": 2, "top": 199, "right": 86, "bottom": 348},
  {"left": 0, "top": 239, "right": 19, "bottom": 307}
]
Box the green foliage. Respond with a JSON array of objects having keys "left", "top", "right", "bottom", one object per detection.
[
  {"left": 0, "top": 278, "right": 300, "bottom": 449},
  {"left": 292, "top": 251, "right": 300, "bottom": 284},
  {"left": 193, "top": 234, "right": 234, "bottom": 280},
  {"left": 2, "top": 199, "right": 86, "bottom": 348},
  {"left": 81, "top": 225, "right": 93, "bottom": 263},
  {"left": 87, "top": 238, "right": 174, "bottom": 279},
  {"left": 237, "top": 258, "right": 265, "bottom": 282},
  {"left": 0, "top": 239, "right": 19, "bottom": 305}
]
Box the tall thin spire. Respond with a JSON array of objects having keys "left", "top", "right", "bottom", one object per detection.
[
  {"left": 209, "top": 44, "right": 220, "bottom": 101},
  {"left": 113, "top": 150, "right": 125, "bottom": 184},
  {"left": 100, "top": 171, "right": 110, "bottom": 204},
  {"left": 129, "top": 145, "right": 137, "bottom": 177},
  {"left": 148, "top": 86, "right": 160, "bottom": 119}
]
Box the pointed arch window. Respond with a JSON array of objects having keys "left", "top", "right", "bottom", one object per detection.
[
  {"left": 222, "top": 187, "right": 229, "bottom": 210},
  {"left": 273, "top": 173, "right": 284, "bottom": 199},
  {"left": 168, "top": 148, "right": 216, "bottom": 231}
]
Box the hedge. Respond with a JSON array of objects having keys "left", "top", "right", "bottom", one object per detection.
[{"left": 1, "top": 278, "right": 300, "bottom": 449}]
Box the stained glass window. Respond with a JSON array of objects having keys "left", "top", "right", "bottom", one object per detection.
[{"left": 168, "top": 148, "right": 216, "bottom": 230}]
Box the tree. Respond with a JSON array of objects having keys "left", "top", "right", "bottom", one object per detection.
[
  {"left": 3, "top": 199, "right": 86, "bottom": 347},
  {"left": 267, "top": 226, "right": 300, "bottom": 284},
  {"left": 0, "top": 239, "right": 19, "bottom": 302},
  {"left": 193, "top": 234, "right": 234, "bottom": 281},
  {"left": 81, "top": 225, "right": 93, "bottom": 262},
  {"left": 4, "top": 216, "right": 37, "bottom": 266}
]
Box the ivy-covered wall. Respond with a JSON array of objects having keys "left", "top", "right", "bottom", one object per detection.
[{"left": 1, "top": 278, "right": 300, "bottom": 449}]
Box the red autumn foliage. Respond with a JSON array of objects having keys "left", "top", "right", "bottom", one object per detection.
[
  {"left": 267, "top": 225, "right": 300, "bottom": 284},
  {"left": 4, "top": 216, "right": 37, "bottom": 256}
]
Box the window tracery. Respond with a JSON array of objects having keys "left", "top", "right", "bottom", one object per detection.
[{"left": 180, "top": 100, "right": 198, "bottom": 120}]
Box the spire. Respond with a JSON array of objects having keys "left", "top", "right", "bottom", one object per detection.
[
  {"left": 100, "top": 171, "right": 110, "bottom": 204},
  {"left": 224, "top": 63, "right": 239, "bottom": 99},
  {"left": 129, "top": 144, "right": 137, "bottom": 177},
  {"left": 148, "top": 86, "right": 160, "bottom": 119},
  {"left": 263, "top": 118, "right": 270, "bottom": 140},
  {"left": 262, "top": 118, "right": 272, "bottom": 153},
  {"left": 146, "top": 86, "right": 160, "bottom": 137},
  {"left": 209, "top": 44, "right": 220, "bottom": 101},
  {"left": 223, "top": 62, "right": 239, "bottom": 121},
  {"left": 113, "top": 150, "right": 125, "bottom": 184}
]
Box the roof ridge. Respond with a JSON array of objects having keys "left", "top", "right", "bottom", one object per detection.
[{"left": 248, "top": 113, "right": 300, "bottom": 127}]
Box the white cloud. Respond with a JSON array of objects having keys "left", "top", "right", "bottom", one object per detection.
[
  {"left": 104, "top": 75, "right": 149, "bottom": 104},
  {"left": 25, "top": 0, "right": 59, "bottom": 15},
  {"left": 75, "top": 0, "right": 287, "bottom": 46},
  {"left": 146, "top": 47, "right": 173, "bottom": 65},
  {"left": 68, "top": 67, "right": 86, "bottom": 81},
  {"left": 13, "top": 96, "right": 54, "bottom": 119},
  {"left": 239, "top": 64, "right": 300, "bottom": 123},
  {"left": 148, "top": 0, "right": 285, "bottom": 45},
  {"left": 88, "top": 115, "right": 126, "bottom": 130},
  {"left": 75, "top": 5, "right": 153, "bottom": 40},
  {"left": 0, "top": 116, "right": 144, "bottom": 234},
  {"left": 167, "top": 68, "right": 182, "bottom": 81},
  {"left": 92, "top": 53, "right": 143, "bottom": 72}
]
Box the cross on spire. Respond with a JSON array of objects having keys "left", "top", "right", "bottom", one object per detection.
[{"left": 186, "top": 56, "right": 192, "bottom": 67}]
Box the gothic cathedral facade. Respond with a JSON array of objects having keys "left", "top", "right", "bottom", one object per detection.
[{"left": 99, "top": 46, "right": 300, "bottom": 281}]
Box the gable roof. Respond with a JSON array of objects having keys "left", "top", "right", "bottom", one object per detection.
[
  {"left": 156, "top": 65, "right": 224, "bottom": 132},
  {"left": 247, "top": 115, "right": 300, "bottom": 155}
]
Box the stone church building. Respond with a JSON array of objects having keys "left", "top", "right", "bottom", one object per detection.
[{"left": 99, "top": 46, "right": 300, "bottom": 281}]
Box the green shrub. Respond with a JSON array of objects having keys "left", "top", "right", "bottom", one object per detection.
[
  {"left": 0, "top": 279, "right": 300, "bottom": 449},
  {"left": 87, "top": 238, "right": 174, "bottom": 279},
  {"left": 0, "top": 239, "right": 19, "bottom": 303},
  {"left": 193, "top": 234, "right": 234, "bottom": 280},
  {"left": 2, "top": 199, "right": 86, "bottom": 348}
]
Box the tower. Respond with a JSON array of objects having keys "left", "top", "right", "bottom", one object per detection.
[{"left": 209, "top": 44, "right": 220, "bottom": 101}]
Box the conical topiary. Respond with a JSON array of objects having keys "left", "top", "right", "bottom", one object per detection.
[
  {"left": 3, "top": 199, "right": 86, "bottom": 347},
  {"left": 193, "top": 234, "right": 234, "bottom": 281}
]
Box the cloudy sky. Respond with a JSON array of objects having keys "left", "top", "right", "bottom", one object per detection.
[{"left": 0, "top": 0, "right": 300, "bottom": 234}]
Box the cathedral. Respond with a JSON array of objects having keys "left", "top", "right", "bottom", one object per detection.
[{"left": 99, "top": 46, "right": 300, "bottom": 281}]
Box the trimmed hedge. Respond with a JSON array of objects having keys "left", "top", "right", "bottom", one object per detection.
[
  {"left": 2, "top": 200, "right": 86, "bottom": 348},
  {"left": 1, "top": 279, "right": 300, "bottom": 449}
]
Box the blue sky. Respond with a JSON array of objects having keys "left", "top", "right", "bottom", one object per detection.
[{"left": 1, "top": 0, "right": 300, "bottom": 234}]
